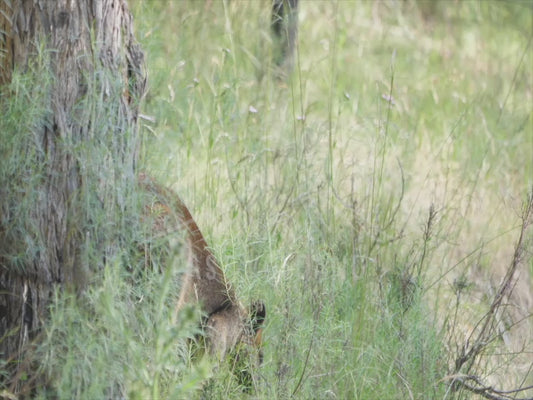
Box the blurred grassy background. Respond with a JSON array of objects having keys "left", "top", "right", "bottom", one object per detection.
[{"left": 127, "top": 0, "right": 532, "bottom": 398}]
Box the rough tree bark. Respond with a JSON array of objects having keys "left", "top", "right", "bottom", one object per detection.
[
  {"left": 0, "top": 0, "right": 145, "bottom": 387},
  {"left": 272, "top": 0, "right": 298, "bottom": 74}
]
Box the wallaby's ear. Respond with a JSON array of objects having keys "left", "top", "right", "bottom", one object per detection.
[{"left": 250, "top": 300, "right": 266, "bottom": 333}]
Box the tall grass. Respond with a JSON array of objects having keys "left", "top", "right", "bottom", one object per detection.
[
  {"left": 0, "top": 40, "right": 211, "bottom": 399},
  {"left": 0, "top": 46, "right": 52, "bottom": 273},
  {"left": 1, "top": 0, "right": 530, "bottom": 398},
  {"left": 131, "top": 1, "right": 532, "bottom": 398}
]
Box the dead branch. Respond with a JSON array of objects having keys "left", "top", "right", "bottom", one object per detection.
[
  {"left": 446, "top": 374, "right": 533, "bottom": 400},
  {"left": 449, "top": 189, "right": 533, "bottom": 399}
]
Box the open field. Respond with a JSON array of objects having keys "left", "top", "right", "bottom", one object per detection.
[{"left": 130, "top": 0, "right": 532, "bottom": 398}]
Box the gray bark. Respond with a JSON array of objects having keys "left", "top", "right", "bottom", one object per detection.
[
  {"left": 0, "top": 0, "right": 145, "bottom": 390},
  {"left": 272, "top": 0, "right": 298, "bottom": 74}
]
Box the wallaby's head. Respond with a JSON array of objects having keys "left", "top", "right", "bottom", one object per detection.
[{"left": 205, "top": 300, "right": 266, "bottom": 389}]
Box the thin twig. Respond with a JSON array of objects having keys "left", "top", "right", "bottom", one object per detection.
[
  {"left": 442, "top": 375, "right": 533, "bottom": 400},
  {"left": 449, "top": 189, "right": 533, "bottom": 399},
  {"left": 498, "top": 33, "right": 532, "bottom": 123},
  {"left": 291, "top": 320, "right": 317, "bottom": 397}
]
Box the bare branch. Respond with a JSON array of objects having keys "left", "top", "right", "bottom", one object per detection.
[
  {"left": 449, "top": 189, "right": 533, "bottom": 398},
  {"left": 443, "top": 374, "right": 533, "bottom": 400}
]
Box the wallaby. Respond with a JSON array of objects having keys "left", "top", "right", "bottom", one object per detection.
[{"left": 138, "top": 173, "right": 266, "bottom": 387}]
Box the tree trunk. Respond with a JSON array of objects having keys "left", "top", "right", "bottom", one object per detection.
[{"left": 0, "top": 0, "right": 145, "bottom": 387}]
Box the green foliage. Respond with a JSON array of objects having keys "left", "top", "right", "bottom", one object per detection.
[
  {"left": 0, "top": 26, "right": 208, "bottom": 400},
  {"left": 0, "top": 46, "right": 52, "bottom": 271},
  {"left": 33, "top": 261, "right": 210, "bottom": 400},
  {"left": 1, "top": 0, "right": 530, "bottom": 398},
  {"left": 130, "top": 0, "right": 531, "bottom": 398}
]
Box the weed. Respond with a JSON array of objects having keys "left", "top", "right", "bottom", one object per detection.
[{"left": 1, "top": 0, "right": 531, "bottom": 398}]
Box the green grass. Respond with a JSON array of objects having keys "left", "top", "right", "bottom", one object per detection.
[
  {"left": 34, "top": 262, "right": 210, "bottom": 400},
  {"left": 0, "top": 47, "right": 53, "bottom": 273},
  {"left": 1, "top": 0, "right": 531, "bottom": 398},
  {"left": 130, "top": 1, "right": 532, "bottom": 398}
]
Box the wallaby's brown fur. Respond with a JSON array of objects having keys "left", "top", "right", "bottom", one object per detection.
[{"left": 138, "top": 173, "right": 266, "bottom": 379}]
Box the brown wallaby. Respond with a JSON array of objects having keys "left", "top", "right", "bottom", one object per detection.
[{"left": 138, "top": 173, "right": 266, "bottom": 387}]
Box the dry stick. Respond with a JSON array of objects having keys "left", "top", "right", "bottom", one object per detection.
[
  {"left": 497, "top": 33, "right": 532, "bottom": 123},
  {"left": 367, "top": 158, "right": 406, "bottom": 256},
  {"left": 292, "top": 264, "right": 323, "bottom": 397},
  {"left": 451, "top": 190, "right": 533, "bottom": 400},
  {"left": 443, "top": 375, "right": 533, "bottom": 400},
  {"left": 425, "top": 225, "right": 519, "bottom": 293},
  {"left": 291, "top": 318, "right": 318, "bottom": 398}
]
